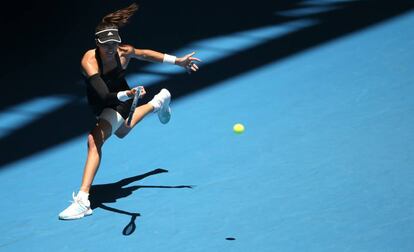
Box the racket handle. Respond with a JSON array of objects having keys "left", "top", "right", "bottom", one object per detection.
[{"left": 126, "top": 86, "right": 142, "bottom": 127}]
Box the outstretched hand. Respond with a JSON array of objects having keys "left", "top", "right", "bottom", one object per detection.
[{"left": 176, "top": 52, "right": 202, "bottom": 74}]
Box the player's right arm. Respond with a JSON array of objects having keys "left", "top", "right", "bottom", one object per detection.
[{"left": 81, "top": 50, "right": 136, "bottom": 104}]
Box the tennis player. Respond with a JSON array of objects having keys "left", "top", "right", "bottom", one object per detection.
[{"left": 59, "top": 2, "right": 201, "bottom": 220}]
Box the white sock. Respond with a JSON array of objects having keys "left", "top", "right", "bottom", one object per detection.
[
  {"left": 148, "top": 97, "right": 161, "bottom": 113},
  {"left": 77, "top": 190, "right": 89, "bottom": 202}
]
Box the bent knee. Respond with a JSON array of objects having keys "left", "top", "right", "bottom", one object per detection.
[
  {"left": 87, "top": 133, "right": 103, "bottom": 151},
  {"left": 114, "top": 126, "right": 131, "bottom": 139}
]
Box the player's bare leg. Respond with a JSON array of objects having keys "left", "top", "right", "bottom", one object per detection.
[
  {"left": 80, "top": 119, "right": 112, "bottom": 193},
  {"left": 129, "top": 103, "right": 154, "bottom": 127},
  {"left": 58, "top": 119, "right": 112, "bottom": 220},
  {"left": 115, "top": 89, "right": 171, "bottom": 138},
  {"left": 114, "top": 104, "right": 153, "bottom": 138}
]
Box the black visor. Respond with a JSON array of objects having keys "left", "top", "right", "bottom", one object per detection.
[{"left": 95, "top": 28, "right": 121, "bottom": 44}]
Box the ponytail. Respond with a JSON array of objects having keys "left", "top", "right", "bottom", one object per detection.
[{"left": 96, "top": 3, "right": 139, "bottom": 32}]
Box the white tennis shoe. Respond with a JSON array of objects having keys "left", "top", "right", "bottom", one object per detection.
[
  {"left": 58, "top": 192, "right": 93, "bottom": 220},
  {"left": 149, "top": 88, "right": 171, "bottom": 124}
]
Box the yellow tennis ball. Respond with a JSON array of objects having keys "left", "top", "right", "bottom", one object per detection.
[{"left": 233, "top": 123, "right": 245, "bottom": 134}]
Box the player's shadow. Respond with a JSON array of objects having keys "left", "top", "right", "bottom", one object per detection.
[{"left": 89, "top": 168, "right": 193, "bottom": 236}]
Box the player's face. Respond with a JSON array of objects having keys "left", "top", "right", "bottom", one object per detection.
[{"left": 98, "top": 42, "right": 119, "bottom": 56}]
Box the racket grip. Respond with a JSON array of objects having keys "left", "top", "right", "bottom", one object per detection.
[{"left": 126, "top": 86, "right": 142, "bottom": 127}]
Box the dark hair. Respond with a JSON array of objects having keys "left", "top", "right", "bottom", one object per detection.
[{"left": 95, "top": 3, "right": 139, "bottom": 32}]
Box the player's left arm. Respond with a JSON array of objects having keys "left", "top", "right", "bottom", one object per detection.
[{"left": 120, "top": 44, "right": 201, "bottom": 73}]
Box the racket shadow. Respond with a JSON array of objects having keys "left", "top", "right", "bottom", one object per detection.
[{"left": 89, "top": 168, "right": 194, "bottom": 236}]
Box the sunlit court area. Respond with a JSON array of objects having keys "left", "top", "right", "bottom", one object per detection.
[{"left": 1, "top": 0, "right": 413, "bottom": 251}]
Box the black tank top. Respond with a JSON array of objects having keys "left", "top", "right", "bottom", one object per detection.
[
  {"left": 85, "top": 49, "right": 132, "bottom": 119},
  {"left": 95, "top": 48, "right": 129, "bottom": 91}
]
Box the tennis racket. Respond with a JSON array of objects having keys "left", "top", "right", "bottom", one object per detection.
[{"left": 126, "top": 86, "right": 142, "bottom": 127}]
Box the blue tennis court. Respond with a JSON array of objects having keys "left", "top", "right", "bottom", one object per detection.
[{"left": 1, "top": 1, "right": 413, "bottom": 251}]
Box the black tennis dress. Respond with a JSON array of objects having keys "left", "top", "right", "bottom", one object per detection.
[{"left": 85, "top": 49, "right": 132, "bottom": 119}]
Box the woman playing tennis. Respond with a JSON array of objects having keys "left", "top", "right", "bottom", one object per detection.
[{"left": 59, "top": 2, "right": 201, "bottom": 220}]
